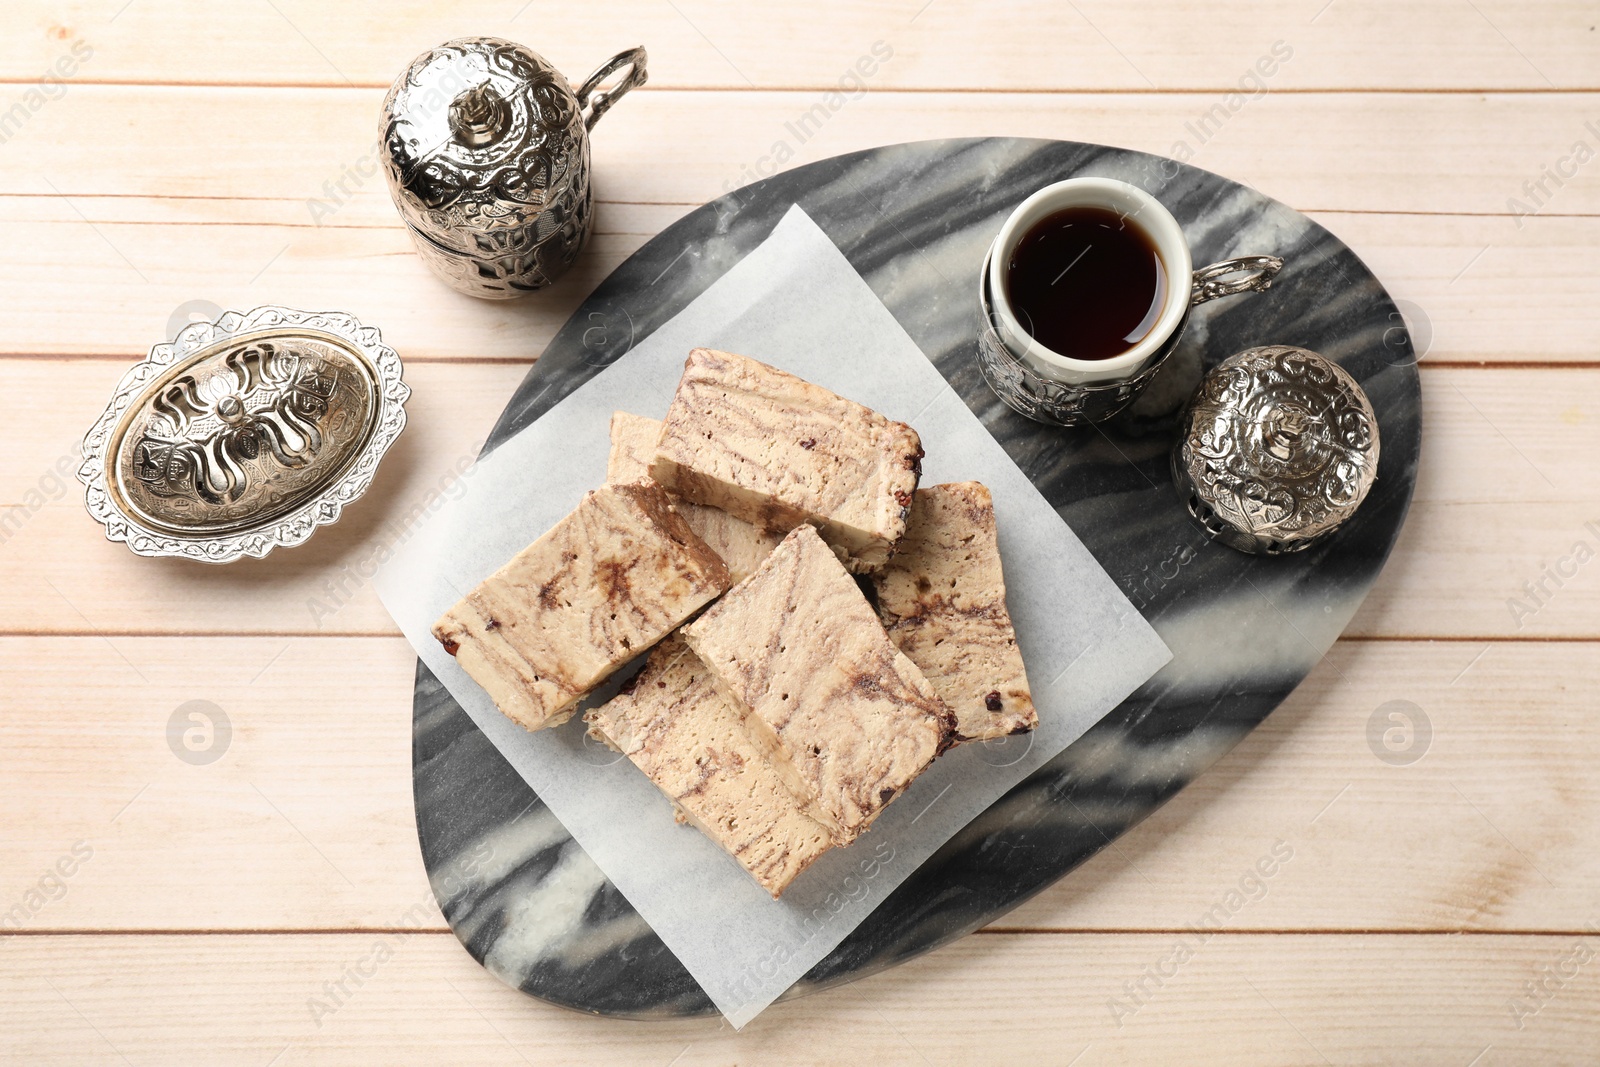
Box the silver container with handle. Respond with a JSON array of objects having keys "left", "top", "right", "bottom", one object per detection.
[{"left": 381, "top": 37, "right": 647, "bottom": 298}]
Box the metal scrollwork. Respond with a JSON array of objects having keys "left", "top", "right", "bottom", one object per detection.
[
  {"left": 78, "top": 306, "right": 410, "bottom": 564},
  {"left": 1190, "top": 255, "right": 1284, "bottom": 305},
  {"left": 1174, "top": 345, "right": 1380, "bottom": 554},
  {"left": 975, "top": 245, "right": 1284, "bottom": 427},
  {"left": 133, "top": 343, "right": 337, "bottom": 505},
  {"left": 381, "top": 38, "right": 646, "bottom": 297}
]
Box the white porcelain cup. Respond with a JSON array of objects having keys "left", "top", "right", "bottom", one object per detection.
[{"left": 987, "top": 177, "right": 1192, "bottom": 386}]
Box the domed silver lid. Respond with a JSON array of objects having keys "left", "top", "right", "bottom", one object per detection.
[
  {"left": 1173, "top": 345, "right": 1379, "bottom": 555},
  {"left": 78, "top": 306, "right": 409, "bottom": 563},
  {"left": 380, "top": 37, "right": 644, "bottom": 255}
]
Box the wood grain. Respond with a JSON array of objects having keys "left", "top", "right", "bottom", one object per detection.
[
  {"left": 4, "top": 1, "right": 1598, "bottom": 1057},
  {"left": 4, "top": 931, "right": 1595, "bottom": 1065},
  {"left": 4, "top": 362, "right": 1595, "bottom": 640},
  {"left": 2, "top": 88, "right": 1595, "bottom": 363},
  {"left": 3, "top": 87, "right": 1596, "bottom": 219},
  {"left": 3, "top": 0, "right": 1597, "bottom": 90},
  {"left": 3, "top": 637, "right": 1595, "bottom": 934}
]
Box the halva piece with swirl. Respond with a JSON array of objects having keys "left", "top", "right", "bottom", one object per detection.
[
  {"left": 607, "top": 411, "right": 782, "bottom": 583},
  {"left": 1173, "top": 345, "right": 1380, "bottom": 555},
  {"left": 432, "top": 481, "right": 731, "bottom": 732},
  {"left": 871, "top": 482, "right": 1037, "bottom": 742},
  {"left": 683, "top": 524, "right": 956, "bottom": 845},
  {"left": 650, "top": 349, "right": 925, "bottom": 574},
  {"left": 586, "top": 635, "right": 835, "bottom": 898}
]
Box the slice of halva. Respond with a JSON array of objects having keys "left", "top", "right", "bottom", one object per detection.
[
  {"left": 587, "top": 635, "right": 834, "bottom": 898},
  {"left": 871, "top": 482, "right": 1037, "bottom": 742},
  {"left": 432, "top": 481, "right": 731, "bottom": 732},
  {"left": 684, "top": 524, "right": 955, "bottom": 845},
  {"left": 650, "top": 348, "right": 924, "bottom": 574},
  {"left": 606, "top": 410, "right": 781, "bottom": 583}
]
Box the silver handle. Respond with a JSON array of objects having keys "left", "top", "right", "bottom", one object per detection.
[
  {"left": 1190, "top": 255, "right": 1285, "bottom": 305},
  {"left": 576, "top": 47, "right": 648, "bottom": 131}
]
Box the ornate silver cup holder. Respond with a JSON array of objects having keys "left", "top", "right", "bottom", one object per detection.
[{"left": 975, "top": 247, "right": 1284, "bottom": 427}]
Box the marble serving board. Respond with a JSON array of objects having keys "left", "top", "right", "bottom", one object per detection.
[{"left": 411, "top": 137, "right": 1421, "bottom": 1018}]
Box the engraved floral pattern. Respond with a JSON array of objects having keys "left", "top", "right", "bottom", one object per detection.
[
  {"left": 380, "top": 37, "right": 607, "bottom": 295},
  {"left": 132, "top": 342, "right": 337, "bottom": 505},
  {"left": 974, "top": 247, "right": 1282, "bottom": 428},
  {"left": 1176, "top": 345, "right": 1379, "bottom": 552},
  {"left": 975, "top": 306, "right": 1177, "bottom": 427},
  {"left": 78, "top": 307, "right": 410, "bottom": 564}
]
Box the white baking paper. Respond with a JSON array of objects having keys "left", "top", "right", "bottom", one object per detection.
[{"left": 376, "top": 205, "right": 1171, "bottom": 1027}]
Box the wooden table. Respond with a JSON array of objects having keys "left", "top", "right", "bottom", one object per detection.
[{"left": 2, "top": 2, "right": 1596, "bottom": 1062}]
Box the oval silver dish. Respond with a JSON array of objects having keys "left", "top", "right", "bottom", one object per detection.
[{"left": 78, "top": 305, "right": 410, "bottom": 563}]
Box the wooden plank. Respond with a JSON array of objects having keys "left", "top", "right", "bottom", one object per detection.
[
  {"left": 4, "top": 362, "right": 1595, "bottom": 640},
  {"left": 0, "top": 220, "right": 645, "bottom": 362},
  {"left": 2, "top": 87, "right": 1596, "bottom": 363},
  {"left": 0, "top": 208, "right": 1591, "bottom": 365},
  {"left": 4, "top": 88, "right": 1597, "bottom": 223},
  {"left": 3, "top": 637, "right": 1596, "bottom": 933},
  {"left": 0, "top": 635, "right": 431, "bottom": 932},
  {"left": 3, "top": 931, "right": 1595, "bottom": 1063},
  {"left": 4, "top": 0, "right": 1597, "bottom": 90},
  {"left": 1002, "top": 638, "right": 1600, "bottom": 933},
  {"left": 1345, "top": 362, "right": 1600, "bottom": 640}
]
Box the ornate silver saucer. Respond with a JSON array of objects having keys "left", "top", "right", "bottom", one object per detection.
[{"left": 78, "top": 305, "right": 410, "bottom": 563}]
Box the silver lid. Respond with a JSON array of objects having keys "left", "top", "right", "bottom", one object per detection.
[
  {"left": 78, "top": 306, "right": 409, "bottom": 563},
  {"left": 1173, "top": 345, "right": 1379, "bottom": 555},
  {"left": 379, "top": 37, "right": 644, "bottom": 296}
]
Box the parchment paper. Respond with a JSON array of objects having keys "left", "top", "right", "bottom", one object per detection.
[{"left": 375, "top": 205, "right": 1171, "bottom": 1027}]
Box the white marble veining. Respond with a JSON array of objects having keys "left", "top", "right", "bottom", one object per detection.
[{"left": 411, "top": 137, "right": 1421, "bottom": 1019}]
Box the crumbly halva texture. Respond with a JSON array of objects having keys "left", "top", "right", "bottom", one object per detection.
[
  {"left": 431, "top": 481, "right": 731, "bottom": 733},
  {"left": 607, "top": 410, "right": 782, "bottom": 583},
  {"left": 871, "top": 482, "right": 1037, "bottom": 742},
  {"left": 683, "top": 524, "right": 955, "bottom": 845},
  {"left": 605, "top": 410, "right": 664, "bottom": 484},
  {"left": 586, "top": 635, "right": 834, "bottom": 898},
  {"left": 649, "top": 348, "right": 924, "bottom": 574}
]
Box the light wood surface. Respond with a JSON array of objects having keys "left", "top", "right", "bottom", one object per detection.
[
  {"left": 2, "top": 1, "right": 1596, "bottom": 1063},
  {"left": 4, "top": 933, "right": 1595, "bottom": 1065}
]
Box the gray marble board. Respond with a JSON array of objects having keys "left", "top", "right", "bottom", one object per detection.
[{"left": 410, "top": 137, "right": 1422, "bottom": 1019}]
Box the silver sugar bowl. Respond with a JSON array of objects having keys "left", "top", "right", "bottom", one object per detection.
[
  {"left": 380, "top": 38, "right": 647, "bottom": 299},
  {"left": 78, "top": 306, "right": 410, "bottom": 563},
  {"left": 1172, "top": 345, "right": 1380, "bottom": 555}
]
